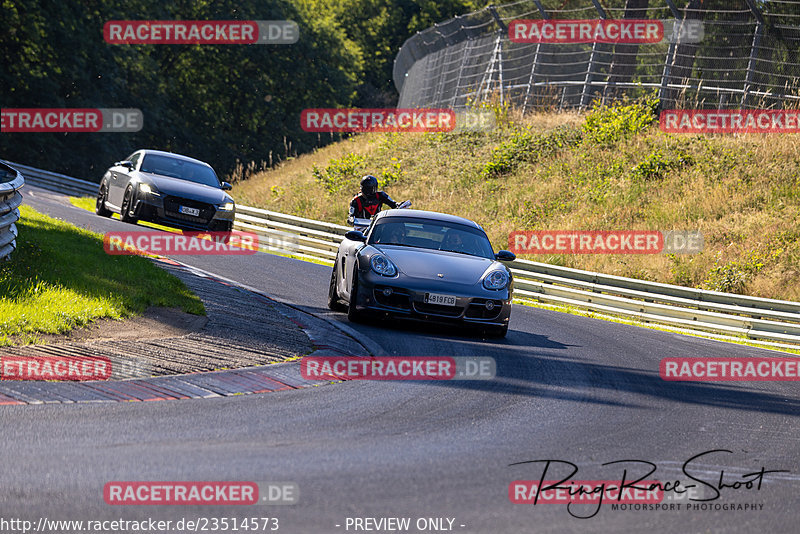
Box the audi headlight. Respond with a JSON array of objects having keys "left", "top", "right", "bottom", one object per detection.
[
  {"left": 370, "top": 255, "right": 397, "bottom": 277},
  {"left": 220, "top": 202, "right": 235, "bottom": 211},
  {"left": 483, "top": 270, "right": 508, "bottom": 290},
  {"left": 139, "top": 183, "right": 154, "bottom": 194}
]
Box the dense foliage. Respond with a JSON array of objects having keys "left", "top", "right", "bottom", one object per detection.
[{"left": 1, "top": 0, "right": 480, "bottom": 182}]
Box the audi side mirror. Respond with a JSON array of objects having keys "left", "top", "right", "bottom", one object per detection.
[
  {"left": 495, "top": 250, "right": 516, "bottom": 262},
  {"left": 220, "top": 182, "right": 233, "bottom": 191}
]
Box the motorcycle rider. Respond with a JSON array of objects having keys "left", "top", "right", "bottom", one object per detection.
[{"left": 348, "top": 175, "right": 397, "bottom": 225}]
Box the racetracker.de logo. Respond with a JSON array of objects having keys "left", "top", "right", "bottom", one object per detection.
[
  {"left": 508, "top": 230, "right": 703, "bottom": 255},
  {"left": 1, "top": 356, "right": 111, "bottom": 381},
  {"left": 660, "top": 109, "right": 800, "bottom": 134},
  {"left": 104, "top": 481, "right": 298, "bottom": 505},
  {"left": 301, "top": 108, "right": 456, "bottom": 133},
  {"left": 661, "top": 357, "right": 800, "bottom": 381},
  {"left": 510, "top": 480, "right": 664, "bottom": 504},
  {"left": 103, "top": 231, "right": 259, "bottom": 256},
  {"left": 509, "top": 19, "right": 703, "bottom": 44},
  {"left": 1, "top": 108, "right": 142, "bottom": 133},
  {"left": 104, "top": 20, "right": 298, "bottom": 45},
  {"left": 301, "top": 356, "right": 496, "bottom": 381}
]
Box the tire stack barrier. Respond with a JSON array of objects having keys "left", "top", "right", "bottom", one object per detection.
[{"left": 0, "top": 162, "right": 25, "bottom": 261}]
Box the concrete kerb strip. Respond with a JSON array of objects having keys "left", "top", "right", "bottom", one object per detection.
[{"left": 0, "top": 257, "right": 387, "bottom": 406}]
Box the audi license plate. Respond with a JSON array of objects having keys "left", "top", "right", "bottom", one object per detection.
[
  {"left": 425, "top": 292, "right": 457, "bottom": 306},
  {"left": 179, "top": 206, "right": 200, "bottom": 217}
]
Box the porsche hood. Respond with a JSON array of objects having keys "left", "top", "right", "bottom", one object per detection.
[{"left": 374, "top": 246, "right": 497, "bottom": 285}]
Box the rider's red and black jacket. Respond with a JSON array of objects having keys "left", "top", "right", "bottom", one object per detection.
[{"left": 348, "top": 191, "right": 397, "bottom": 222}]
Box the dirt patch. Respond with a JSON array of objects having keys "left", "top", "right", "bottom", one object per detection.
[
  {"left": 0, "top": 265, "right": 313, "bottom": 379},
  {"left": 12, "top": 307, "right": 208, "bottom": 346}
]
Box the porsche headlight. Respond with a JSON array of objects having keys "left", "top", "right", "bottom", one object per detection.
[
  {"left": 483, "top": 270, "right": 508, "bottom": 290},
  {"left": 370, "top": 255, "right": 397, "bottom": 277},
  {"left": 220, "top": 202, "right": 235, "bottom": 211},
  {"left": 138, "top": 183, "right": 154, "bottom": 194}
]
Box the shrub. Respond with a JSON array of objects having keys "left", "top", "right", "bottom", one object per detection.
[
  {"left": 312, "top": 153, "right": 365, "bottom": 194},
  {"left": 631, "top": 147, "right": 694, "bottom": 181},
  {"left": 582, "top": 99, "right": 658, "bottom": 146},
  {"left": 482, "top": 126, "right": 582, "bottom": 178}
]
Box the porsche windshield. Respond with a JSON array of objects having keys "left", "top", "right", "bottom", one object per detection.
[
  {"left": 369, "top": 217, "right": 495, "bottom": 259},
  {"left": 140, "top": 154, "right": 221, "bottom": 188}
]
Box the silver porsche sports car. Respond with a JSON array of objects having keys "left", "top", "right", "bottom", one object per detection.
[{"left": 328, "top": 209, "right": 516, "bottom": 337}]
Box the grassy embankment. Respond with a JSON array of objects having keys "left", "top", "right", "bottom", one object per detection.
[
  {"left": 0, "top": 205, "right": 204, "bottom": 346},
  {"left": 230, "top": 100, "right": 800, "bottom": 303}
]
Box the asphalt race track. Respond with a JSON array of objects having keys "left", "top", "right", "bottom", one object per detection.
[{"left": 2, "top": 185, "right": 799, "bottom": 533}]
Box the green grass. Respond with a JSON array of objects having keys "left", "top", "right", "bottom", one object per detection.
[{"left": 0, "top": 205, "right": 204, "bottom": 346}]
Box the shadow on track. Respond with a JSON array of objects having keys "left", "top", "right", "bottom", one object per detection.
[{"left": 319, "top": 307, "right": 800, "bottom": 418}]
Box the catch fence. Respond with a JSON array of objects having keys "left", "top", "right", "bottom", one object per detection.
[{"left": 394, "top": 0, "right": 800, "bottom": 112}]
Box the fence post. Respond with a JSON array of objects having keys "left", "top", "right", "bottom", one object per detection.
[
  {"left": 478, "top": 33, "right": 504, "bottom": 103},
  {"left": 522, "top": 43, "right": 542, "bottom": 114},
  {"left": 451, "top": 39, "right": 474, "bottom": 109},
  {"left": 489, "top": 6, "right": 507, "bottom": 105},
  {"left": 659, "top": 27, "right": 680, "bottom": 105},
  {"left": 580, "top": 0, "right": 608, "bottom": 109},
  {"left": 433, "top": 45, "right": 456, "bottom": 107},
  {"left": 522, "top": 0, "right": 551, "bottom": 115},
  {"left": 659, "top": 1, "right": 683, "bottom": 106},
  {"left": 741, "top": 0, "right": 765, "bottom": 108}
]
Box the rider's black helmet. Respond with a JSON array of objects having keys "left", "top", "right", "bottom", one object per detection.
[{"left": 360, "top": 175, "right": 378, "bottom": 197}]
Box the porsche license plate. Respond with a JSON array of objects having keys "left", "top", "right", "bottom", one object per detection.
[
  {"left": 179, "top": 206, "right": 200, "bottom": 217},
  {"left": 425, "top": 292, "right": 457, "bottom": 306}
]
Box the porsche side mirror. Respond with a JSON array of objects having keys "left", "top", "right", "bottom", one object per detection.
[
  {"left": 495, "top": 250, "right": 516, "bottom": 262},
  {"left": 115, "top": 160, "right": 134, "bottom": 170},
  {"left": 220, "top": 182, "right": 233, "bottom": 191},
  {"left": 345, "top": 230, "right": 366, "bottom": 242}
]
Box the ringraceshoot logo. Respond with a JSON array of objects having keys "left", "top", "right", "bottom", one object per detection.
[
  {"left": 104, "top": 20, "right": 298, "bottom": 44},
  {"left": 1, "top": 108, "right": 142, "bottom": 132}
]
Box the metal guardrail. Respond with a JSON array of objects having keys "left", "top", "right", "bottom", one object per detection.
[
  {"left": 0, "top": 160, "right": 97, "bottom": 198},
  {"left": 7, "top": 159, "right": 800, "bottom": 346},
  {"left": 0, "top": 162, "right": 25, "bottom": 261}
]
